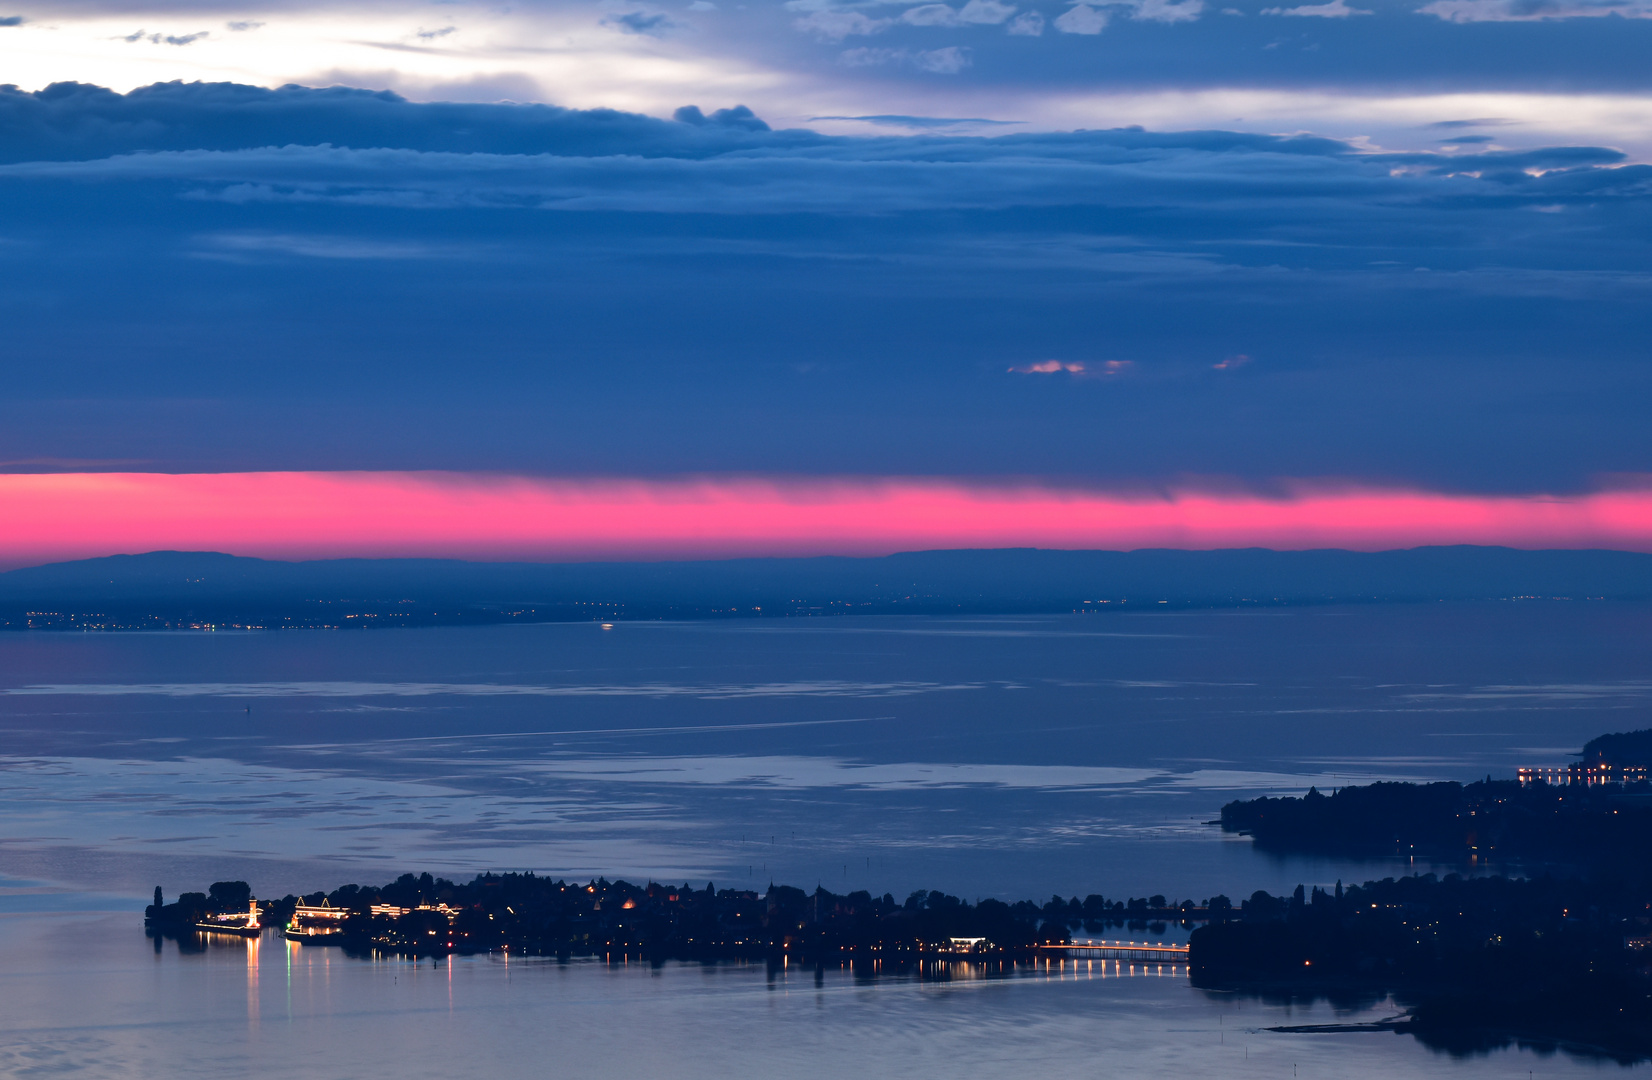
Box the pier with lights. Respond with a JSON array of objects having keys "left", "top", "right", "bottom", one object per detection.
[{"left": 1042, "top": 940, "right": 1189, "bottom": 961}]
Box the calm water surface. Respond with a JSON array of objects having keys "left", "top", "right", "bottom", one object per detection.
[
  {"left": 0, "top": 604, "right": 1648, "bottom": 1075},
  {"left": 0, "top": 912, "right": 1630, "bottom": 1079}
]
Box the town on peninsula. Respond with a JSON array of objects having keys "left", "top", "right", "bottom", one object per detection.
[{"left": 148, "top": 727, "right": 1652, "bottom": 1062}]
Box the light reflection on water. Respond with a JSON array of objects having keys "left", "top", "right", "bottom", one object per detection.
[{"left": 0, "top": 912, "right": 1619, "bottom": 1079}]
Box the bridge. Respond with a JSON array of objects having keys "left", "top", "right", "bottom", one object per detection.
[{"left": 1040, "top": 941, "right": 1189, "bottom": 961}]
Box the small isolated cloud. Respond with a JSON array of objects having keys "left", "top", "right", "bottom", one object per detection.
[
  {"left": 225, "top": 20, "right": 263, "bottom": 31},
  {"left": 1429, "top": 117, "right": 1516, "bottom": 128},
  {"left": 901, "top": 0, "right": 1018, "bottom": 24},
  {"left": 1010, "top": 360, "right": 1085, "bottom": 373},
  {"left": 416, "top": 25, "right": 458, "bottom": 39},
  {"left": 1212, "top": 353, "right": 1251, "bottom": 370},
  {"left": 914, "top": 44, "right": 971, "bottom": 70},
  {"left": 1053, "top": 3, "right": 1108, "bottom": 32},
  {"left": 1006, "top": 9, "right": 1046, "bottom": 31},
  {"left": 194, "top": 232, "right": 468, "bottom": 261},
  {"left": 0, "top": 15, "right": 24, "bottom": 26},
  {"left": 603, "top": 9, "right": 677, "bottom": 33},
  {"left": 121, "top": 29, "right": 210, "bottom": 44},
  {"left": 840, "top": 45, "right": 973, "bottom": 71},
  {"left": 1010, "top": 359, "right": 1135, "bottom": 376},
  {"left": 1261, "top": 0, "right": 1369, "bottom": 14},
  {"left": 961, "top": 0, "right": 1021, "bottom": 19},
  {"left": 1131, "top": 0, "right": 1204, "bottom": 21},
  {"left": 903, "top": 4, "right": 963, "bottom": 23},
  {"left": 688, "top": 1, "right": 717, "bottom": 8},
  {"left": 1418, "top": 0, "right": 1652, "bottom": 19},
  {"left": 796, "top": 9, "right": 893, "bottom": 38}
]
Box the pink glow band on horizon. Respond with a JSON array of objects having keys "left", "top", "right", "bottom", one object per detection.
[{"left": 4, "top": 471, "right": 1652, "bottom": 568}]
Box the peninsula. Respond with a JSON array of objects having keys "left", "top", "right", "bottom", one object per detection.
[
  {"left": 147, "top": 863, "right": 1652, "bottom": 1062},
  {"left": 1218, "top": 728, "right": 1652, "bottom": 864},
  {"left": 146, "top": 729, "right": 1652, "bottom": 1062}
]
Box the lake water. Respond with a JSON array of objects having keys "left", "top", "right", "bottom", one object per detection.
[
  {"left": 0, "top": 603, "right": 1648, "bottom": 1075},
  {"left": 0, "top": 912, "right": 1621, "bottom": 1079}
]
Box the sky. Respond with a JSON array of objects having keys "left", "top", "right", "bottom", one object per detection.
[
  {"left": 7, "top": 474, "right": 1652, "bottom": 565},
  {"left": 2, "top": 0, "right": 1652, "bottom": 560}
]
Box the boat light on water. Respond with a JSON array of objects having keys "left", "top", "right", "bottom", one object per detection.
[{"left": 285, "top": 899, "right": 350, "bottom": 943}]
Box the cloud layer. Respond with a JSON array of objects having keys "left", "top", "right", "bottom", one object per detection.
[
  {"left": 11, "top": 0, "right": 1652, "bottom": 150},
  {"left": 0, "top": 82, "right": 1650, "bottom": 497},
  {"left": 3, "top": 472, "right": 1652, "bottom": 565}
]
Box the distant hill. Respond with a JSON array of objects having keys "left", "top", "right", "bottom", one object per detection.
[
  {"left": 3, "top": 546, "right": 1652, "bottom": 628},
  {"left": 1582, "top": 728, "right": 1652, "bottom": 768}
]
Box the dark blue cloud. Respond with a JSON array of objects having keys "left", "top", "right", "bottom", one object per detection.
[
  {"left": 673, "top": 104, "right": 772, "bottom": 131},
  {"left": 121, "top": 28, "right": 209, "bottom": 44},
  {"left": 0, "top": 81, "right": 803, "bottom": 164},
  {"left": 602, "top": 9, "right": 678, "bottom": 34},
  {"left": 0, "top": 80, "right": 1650, "bottom": 493}
]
